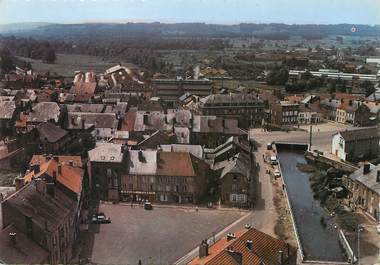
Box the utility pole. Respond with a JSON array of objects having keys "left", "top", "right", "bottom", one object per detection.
[
  {"left": 309, "top": 125, "right": 312, "bottom": 151},
  {"left": 358, "top": 227, "right": 360, "bottom": 265}
]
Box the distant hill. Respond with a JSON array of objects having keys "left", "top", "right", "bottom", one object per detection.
[
  {"left": 1, "top": 22, "right": 380, "bottom": 41},
  {"left": 0, "top": 22, "right": 56, "bottom": 33}
]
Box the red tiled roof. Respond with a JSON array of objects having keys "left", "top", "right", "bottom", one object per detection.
[
  {"left": 29, "top": 155, "right": 83, "bottom": 168},
  {"left": 24, "top": 158, "right": 83, "bottom": 195},
  {"left": 157, "top": 152, "right": 195, "bottom": 177},
  {"left": 121, "top": 110, "right": 137, "bottom": 131},
  {"left": 190, "top": 228, "right": 296, "bottom": 265}
]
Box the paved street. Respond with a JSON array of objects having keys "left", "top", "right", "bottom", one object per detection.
[{"left": 250, "top": 121, "right": 353, "bottom": 152}]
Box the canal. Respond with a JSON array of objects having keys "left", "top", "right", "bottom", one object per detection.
[{"left": 277, "top": 145, "right": 346, "bottom": 262}]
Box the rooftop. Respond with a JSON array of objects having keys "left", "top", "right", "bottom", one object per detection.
[
  {"left": 337, "top": 127, "right": 379, "bottom": 141},
  {"left": 190, "top": 228, "right": 296, "bottom": 265},
  {"left": 88, "top": 143, "right": 124, "bottom": 163},
  {"left": 36, "top": 122, "right": 68, "bottom": 143},
  {"left": 0, "top": 224, "right": 49, "bottom": 264}
]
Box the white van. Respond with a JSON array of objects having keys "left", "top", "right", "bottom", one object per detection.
[{"left": 270, "top": 156, "right": 278, "bottom": 165}]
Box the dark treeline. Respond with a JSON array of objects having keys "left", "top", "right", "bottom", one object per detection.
[{"left": 2, "top": 23, "right": 380, "bottom": 41}]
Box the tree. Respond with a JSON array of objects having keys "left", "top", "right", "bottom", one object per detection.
[
  {"left": 361, "top": 80, "right": 375, "bottom": 97},
  {"left": 0, "top": 47, "right": 15, "bottom": 73},
  {"left": 43, "top": 47, "right": 56, "bottom": 64},
  {"left": 266, "top": 67, "right": 289, "bottom": 85}
]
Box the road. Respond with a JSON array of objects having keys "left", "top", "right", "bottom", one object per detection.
[
  {"left": 173, "top": 122, "right": 351, "bottom": 264},
  {"left": 250, "top": 122, "right": 352, "bottom": 152}
]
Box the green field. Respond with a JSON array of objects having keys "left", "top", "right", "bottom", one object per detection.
[{"left": 18, "top": 53, "right": 122, "bottom": 77}]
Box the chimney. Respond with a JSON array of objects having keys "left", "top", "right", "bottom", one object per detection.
[
  {"left": 69, "top": 160, "right": 74, "bottom": 166},
  {"left": 46, "top": 183, "right": 55, "bottom": 198},
  {"left": 138, "top": 150, "right": 146, "bottom": 163},
  {"left": 226, "top": 247, "right": 243, "bottom": 265},
  {"left": 35, "top": 178, "right": 46, "bottom": 194},
  {"left": 82, "top": 119, "right": 86, "bottom": 129},
  {"left": 53, "top": 156, "right": 59, "bottom": 162},
  {"left": 278, "top": 250, "right": 284, "bottom": 265},
  {"left": 226, "top": 233, "right": 236, "bottom": 241},
  {"left": 143, "top": 114, "right": 149, "bottom": 125},
  {"left": 246, "top": 240, "right": 253, "bottom": 251},
  {"left": 363, "top": 162, "right": 370, "bottom": 175},
  {"left": 14, "top": 177, "right": 25, "bottom": 191},
  {"left": 58, "top": 164, "right": 62, "bottom": 175},
  {"left": 377, "top": 171, "right": 380, "bottom": 183},
  {"left": 198, "top": 240, "right": 209, "bottom": 258},
  {"left": 9, "top": 232, "right": 16, "bottom": 245},
  {"left": 33, "top": 164, "right": 40, "bottom": 174}
]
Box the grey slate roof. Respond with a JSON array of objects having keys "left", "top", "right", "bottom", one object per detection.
[
  {"left": 37, "top": 122, "right": 68, "bottom": 143},
  {"left": 338, "top": 127, "right": 380, "bottom": 141},
  {"left": 349, "top": 163, "right": 380, "bottom": 194}
]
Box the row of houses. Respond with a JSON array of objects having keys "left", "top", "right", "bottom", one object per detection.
[{"left": 87, "top": 135, "right": 255, "bottom": 207}]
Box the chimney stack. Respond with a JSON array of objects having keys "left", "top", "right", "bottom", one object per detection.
[
  {"left": 246, "top": 240, "right": 253, "bottom": 251},
  {"left": 227, "top": 233, "right": 236, "bottom": 241},
  {"left": 278, "top": 250, "right": 284, "bottom": 265},
  {"left": 14, "top": 177, "right": 25, "bottom": 191},
  {"left": 363, "top": 162, "right": 371, "bottom": 175},
  {"left": 9, "top": 232, "right": 16, "bottom": 245},
  {"left": 46, "top": 183, "right": 55, "bottom": 198},
  {"left": 58, "top": 164, "right": 62, "bottom": 175},
  {"left": 198, "top": 240, "right": 209, "bottom": 259},
  {"left": 33, "top": 164, "right": 40, "bottom": 174},
  {"left": 35, "top": 178, "right": 46, "bottom": 194}
]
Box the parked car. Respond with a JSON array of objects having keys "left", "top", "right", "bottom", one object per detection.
[
  {"left": 270, "top": 156, "right": 278, "bottom": 165},
  {"left": 267, "top": 143, "right": 272, "bottom": 150},
  {"left": 91, "top": 213, "right": 111, "bottom": 224},
  {"left": 273, "top": 169, "right": 281, "bottom": 178},
  {"left": 144, "top": 201, "right": 153, "bottom": 210}
]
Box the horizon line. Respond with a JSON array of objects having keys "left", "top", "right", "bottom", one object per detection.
[{"left": 0, "top": 20, "right": 378, "bottom": 27}]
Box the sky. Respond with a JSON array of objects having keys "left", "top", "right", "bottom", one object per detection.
[{"left": 0, "top": 0, "right": 380, "bottom": 25}]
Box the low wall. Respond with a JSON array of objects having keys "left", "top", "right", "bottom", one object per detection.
[{"left": 305, "top": 151, "right": 358, "bottom": 173}]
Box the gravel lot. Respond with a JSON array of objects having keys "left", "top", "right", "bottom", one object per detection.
[{"left": 81, "top": 203, "right": 246, "bottom": 265}]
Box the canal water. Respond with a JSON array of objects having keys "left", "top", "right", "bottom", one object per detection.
[{"left": 277, "top": 147, "right": 345, "bottom": 262}]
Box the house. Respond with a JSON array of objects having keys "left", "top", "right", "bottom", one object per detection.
[
  {"left": 88, "top": 143, "right": 127, "bottom": 201},
  {"left": 65, "top": 112, "right": 118, "bottom": 140},
  {"left": 0, "top": 99, "right": 16, "bottom": 133},
  {"left": 121, "top": 151, "right": 210, "bottom": 203},
  {"left": 198, "top": 93, "right": 265, "bottom": 128},
  {"left": 320, "top": 98, "right": 341, "bottom": 121},
  {"left": 297, "top": 104, "right": 322, "bottom": 124},
  {"left": 354, "top": 104, "right": 377, "bottom": 127},
  {"left": 1, "top": 175, "right": 81, "bottom": 265},
  {"left": 36, "top": 122, "right": 69, "bottom": 154},
  {"left": 153, "top": 78, "right": 212, "bottom": 103},
  {"left": 189, "top": 228, "right": 297, "bottom": 265},
  {"left": 70, "top": 72, "right": 97, "bottom": 95},
  {"left": 335, "top": 100, "right": 359, "bottom": 124},
  {"left": 271, "top": 101, "right": 299, "bottom": 125},
  {"left": 343, "top": 163, "right": 380, "bottom": 221},
  {"left": 219, "top": 152, "right": 252, "bottom": 207},
  {"left": 191, "top": 115, "right": 244, "bottom": 147},
  {"left": 331, "top": 127, "right": 380, "bottom": 162}
]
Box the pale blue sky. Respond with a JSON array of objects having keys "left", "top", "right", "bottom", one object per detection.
[{"left": 0, "top": 0, "right": 379, "bottom": 25}]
